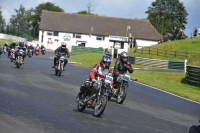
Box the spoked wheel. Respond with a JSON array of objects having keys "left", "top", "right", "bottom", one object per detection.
[
  {"left": 93, "top": 95, "right": 107, "bottom": 117},
  {"left": 116, "top": 85, "right": 127, "bottom": 104},
  {"left": 77, "top": 95, "right": 87, "bottom": 112}
]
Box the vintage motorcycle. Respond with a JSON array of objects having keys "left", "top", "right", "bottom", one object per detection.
[
  {"left": 35, "top": 47, "right": 40, "bottom": 56},
  {"left": 76, "top": 69, "right": 113, "bottom": 117},
  {"left": 15, "top": 49, "right": 24, "bottom": 68},
  {"left": 41, "top": 47, "right": 46, "bottom": 55},
  {"left": 28, "top": 49, "right": 33, "bottom": 58},
  {"left": 54, "top": 53, "right": 66, "bottom": 76},
  {"left": 107, "top": 73, "right": 130, "bottom": 104},
  {"left": 10, "top": 49, "right": 16, "bottom": 62}
]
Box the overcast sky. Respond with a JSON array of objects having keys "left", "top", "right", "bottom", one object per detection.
[{"left": 1, "top": 0, "right": 200, "bottom": 37}]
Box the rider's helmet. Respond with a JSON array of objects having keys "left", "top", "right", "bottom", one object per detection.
[
  {"left": 101, "top": 55, "right": 111, "bottom": 69},
  {"left": 61, "top": 42, "right": 66, "bottom": 49},
  {"left": 19, "top": 40, "right": 24, "bottom": 47},
  {"left": 120, "top": 51, "right": 128, "bottom": 63},
  {"left": 5, "top": 42, "right": 8, "bottom": 45}
]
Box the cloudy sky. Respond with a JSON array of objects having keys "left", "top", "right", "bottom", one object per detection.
[{"left": 1, "top": 0, "right": 200, "bottom": 37}]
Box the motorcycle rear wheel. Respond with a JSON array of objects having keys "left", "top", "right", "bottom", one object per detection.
[{"left": 94, "top": 95, "right": 107, "bottom": 117}]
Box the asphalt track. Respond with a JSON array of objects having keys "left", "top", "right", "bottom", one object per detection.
[{"left": 0, "top": 51, "right": 199, "bottom": 133}]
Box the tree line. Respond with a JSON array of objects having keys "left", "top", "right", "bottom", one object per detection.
[{"left": 0, "top": 0, "right": 188, "bottom": 40}]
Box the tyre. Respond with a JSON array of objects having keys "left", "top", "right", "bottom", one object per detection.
[
  {"left": 116, "top": 85, "right": 128, "bottom": 104},
  {"left": 77, "top": 95, "right": 87, "bottom": 112},
  {"left": 55, "top": 69, "right": 58, "bottom": 75},
  {"left": 58, "top": 70, "right": 62, "bottom": 76},
  {"left": 93, "top": 95, "right": 107, "bottom": 117}
]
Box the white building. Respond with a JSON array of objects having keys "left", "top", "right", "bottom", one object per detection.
[{"left": 39, "top": 10, "right": 161, "bottom": 57}]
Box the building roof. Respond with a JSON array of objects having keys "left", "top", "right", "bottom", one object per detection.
[{"left": 40, "top": 10, "right": 162, "bottom": 41}]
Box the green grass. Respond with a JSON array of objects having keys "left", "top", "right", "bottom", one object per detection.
[
  {"left": 0, "top": 39, "right": 13, "bottom": 46},
  {"left": 129, "top": 37, "right": 200, "bottom": 66}
]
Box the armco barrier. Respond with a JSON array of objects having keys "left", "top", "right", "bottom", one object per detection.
[
  {"left": 71, "top": 46, "right": 104, "bottom": 53},
  {"left": 185, "top": 65, "right": 200, "bottom": 85},
  {"left": 128, "top": 56, "right": 186, "bottom": 71}
]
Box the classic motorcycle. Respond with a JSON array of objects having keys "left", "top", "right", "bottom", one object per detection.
[
  {"left": 10, "top": 49, "right": 15, "bottom": 62},
  {"left": 107, "top": 73, "right": 130, "bottom": 104},
  {"left": 15, "top": 49, "right": 24, "bottom": 68},
  {"left": 41, "top": 47, "right": 46, "bottom": 55},
  {"left": 54, "top": 53, "right": 66, "bottom": 76},
  {"left": 76, "top": 69, "right": 112, "bottom": 117},
  {"left": 28, "top": 49, "right": 33, "bottom": 58},
  {"left": 35, "top": 47, "right": 40, "bottom": 56}
]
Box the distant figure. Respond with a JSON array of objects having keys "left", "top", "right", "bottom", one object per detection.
[
  {"left": 167, "top": 33, "right": 174, "bottom": 41},
  {"left": 179, "top": 29, "right": 185, "bottom": 39},
  {"left": 198, "top": 27, "right": 200, "bottom": 37},
  {"left": 193, "top": 28, "right": 197, "bottom": 37}
]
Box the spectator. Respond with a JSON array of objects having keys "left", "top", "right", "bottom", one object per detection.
[
  {"left": 179, "top": 29, "right": 185, "bottom": 39},
  {"left": 167, "top": 33, "right": 173, "bottom": 41},
  {"left": 193, "top": 28, "right": 197, "bottom": 37},
  {"left": 198, "top": 27, "right": 200, "bottom": 37}
]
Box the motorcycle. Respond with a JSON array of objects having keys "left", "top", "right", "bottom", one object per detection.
[
  {"left": 41, "top": 47, "right": 46, "bottom": 55},
  {"left": 54, "top": 53, "right": 66, "bottom": 76},
  {"left": 15, "top": 49, "right": 24, "bottom": 68},
  {"left": 76, "top": 69, "right": 112, "bottom": 117},
  {"left": 3, "top": 46, "right": 7, "bottom": 54},
  {"left": 28, "top": 49, "right": 33, "bottom": 58},
  {"left": 35, "top": 47, "right": 40, "bottom": 56},
  {"left": 10, "top": 49, "right": 16, "bottom": 62},
  {"left": 107, "top": 73, "right": 130, "bottom": 104}
]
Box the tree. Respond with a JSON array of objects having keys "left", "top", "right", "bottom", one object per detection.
[
  {"left": 31, "top": 2, "right": 64, "bottom": 39},
  {"left": 146, "top": 0, "right": 188, "bottom": 38},
  {"left": 0, "top": 6, "right": 6, "bottom": 33}
]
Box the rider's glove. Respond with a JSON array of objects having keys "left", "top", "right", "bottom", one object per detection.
[
  {"left": 124, "top": 64, "right": 130, "bottom": 69},
  {"left": 115, "top": 71, "right": 119, "bottom": 75}
]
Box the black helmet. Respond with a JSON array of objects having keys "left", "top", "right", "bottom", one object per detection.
[{"left": 120, "top": 51, "right": 128, "bottom": 63}]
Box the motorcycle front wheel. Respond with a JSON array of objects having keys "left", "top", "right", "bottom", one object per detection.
[
  {"left": 77, "top": 95, "right": 87, "bottom": 112},
  {"left": 116, "top": 85, "right": 128, "bottom": 104},
  {"left": 93, "top": 95, "right": 107, "bottom": 117}
]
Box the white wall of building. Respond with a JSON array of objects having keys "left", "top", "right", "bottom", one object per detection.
[
  {"left": 0, "top": 33, "right": 26, "bottom": 42},
  {"left": 38, "top": 31, "right": 145, "bottom": 52}
]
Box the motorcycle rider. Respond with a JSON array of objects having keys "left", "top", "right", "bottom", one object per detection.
[
  {"left": 41, "top": 44, "right": 46, "bottom": 54},
  {"left": 3, "top": 42, "right": 8, "bottom": 54},
  {"left": 28, "top": 44, "right": 34, "bottom": 56},
  {"left": 76, "top": 55, "right": 112, "bottom": 101},
  {"left": 14, "top": 40, "right": 26, "bottom": 62},
  {"left": 52, "top": 42, "right": 70, "bottom": 71},
  {"left": 34, "top": 44, "right": 40, "bottom": 55},
  {"left": 112, "top": 51, "right": 133, "bottom": 87},
  {"left": 8, "top": 41, "right": 17, "bottom": 58}
]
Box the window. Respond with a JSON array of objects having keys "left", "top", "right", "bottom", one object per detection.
[
  {"left": 73, "top": 33, "right": 81, "bottom": 38},
  {"left": 47, "top": 31, "right": 59, "bottom": 36},
  {"left": 47, "top": 32, "right": 53, "bottom": 36},
  {"left": 96, "top": 36, "right": 105, "bottom": 41},
  {"left": 53, "top": 31, "right": 59, "bottom": 36}
]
